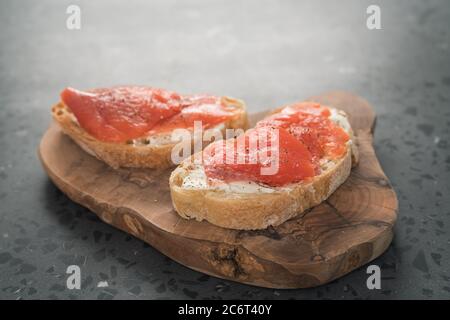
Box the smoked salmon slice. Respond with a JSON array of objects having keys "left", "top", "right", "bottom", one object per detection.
[
  {"left": 60, "top": 86, "right": 237, "bottom": 143},
  {"left": 203, "top": 127, "right": 316, "bottom": 186},
  {"left": 202, "top": 102, "right": 349, "bottom": 187}
]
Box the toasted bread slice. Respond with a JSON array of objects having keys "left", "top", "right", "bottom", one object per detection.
[
  {"left": 52, "top": 97, "right": 248, "bottom": 169},
  {"left": 169, "top": 108, "right": 359, "bottom": 230}
]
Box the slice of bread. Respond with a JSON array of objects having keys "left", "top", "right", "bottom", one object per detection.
[
  {"left": 52, "top": 97, "right": 248, "bottom": 169},
  {"left": 169, "top": 107, "right": 359, "bottom": 230}
]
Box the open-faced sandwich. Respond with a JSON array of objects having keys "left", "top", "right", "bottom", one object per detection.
[
  {"left": 52, "top": 86, "right": 248, "bottom": 169},
  {"left": 170, "top": 101, "right": 359, "bottom": 230}
]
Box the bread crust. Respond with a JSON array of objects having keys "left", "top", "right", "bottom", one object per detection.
[
  {"left": 169, "top": 109, "right": 359, "bottom": 230},
  {"left": 51, "top": 98, "right": 248, "bottom": 169}
]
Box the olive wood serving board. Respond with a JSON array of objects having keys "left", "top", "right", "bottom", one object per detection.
[{"left": 38, "top": 91, "right": 398, "bottom": 288}]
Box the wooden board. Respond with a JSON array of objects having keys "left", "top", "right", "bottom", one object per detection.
[{"left": 38, "top": 91, "right": 398, "bottom": 288}]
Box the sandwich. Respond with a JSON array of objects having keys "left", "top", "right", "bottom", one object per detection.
[
  {"left": 169, "top": 101, "right": 359, "bottom": 230},
  {"left": 52, "top": 86, "right": 248, "bottom": 169}
]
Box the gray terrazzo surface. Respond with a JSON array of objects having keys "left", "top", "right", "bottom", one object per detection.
[{"left": 0, "top": 0, "right": 449, "bottom": 299}]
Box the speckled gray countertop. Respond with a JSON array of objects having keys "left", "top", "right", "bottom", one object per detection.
[{"left": 0, "top": 0, "right": 449, "bottom": 300}]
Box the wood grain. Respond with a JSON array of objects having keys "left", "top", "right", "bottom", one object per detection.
[{"left": 38, "top": 91, "right": 398, "bottom": 288}]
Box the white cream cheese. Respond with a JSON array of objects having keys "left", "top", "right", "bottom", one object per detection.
[
  {"left": 181, "top": 165, "right": 292, "bottom": 193},
  {"left": 329, "top": 108, "right": 351, "bottom": 134},
  {"left": 132, "top": 123, "right": 226, "bottom": 146}
]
